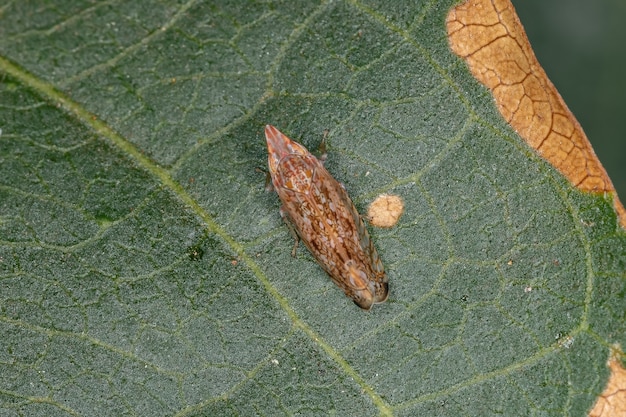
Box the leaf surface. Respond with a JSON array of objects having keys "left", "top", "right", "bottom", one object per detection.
[{"left": 1, "top": 1, "right": 624, "bottom": 416}]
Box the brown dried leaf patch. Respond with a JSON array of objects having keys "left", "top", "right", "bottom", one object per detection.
[
  {"left": 446, "top": 0, "right": 625, "bottom": 229},
  {"left": 589, "top": 347, "right": 626, "bottom": 417}
]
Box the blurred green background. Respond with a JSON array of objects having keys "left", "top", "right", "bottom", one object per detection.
[{"left": 513, "top": 0, "right": 626, "bottom": 205}]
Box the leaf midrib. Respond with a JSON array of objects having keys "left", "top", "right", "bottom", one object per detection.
[{"left": 0, "top": 54, "right": 394, "bottom": 415}]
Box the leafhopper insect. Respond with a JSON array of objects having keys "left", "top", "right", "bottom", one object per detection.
[{"left": 265, "top": 125, "right": 388, "bottom": 309}]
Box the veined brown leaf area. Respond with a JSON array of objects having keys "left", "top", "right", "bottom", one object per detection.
[
  {"left": 446, "top": 0, "right": 626, "bottom": 229},
  {"left": 589, "top": 347, "right": 626, "bottom": 417}
]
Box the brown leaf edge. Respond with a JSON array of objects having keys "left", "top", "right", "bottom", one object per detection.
[
  {"left": 589, "top": 345, "right": 626, "bottom": 417},
  {"left": 446, "top": 0, "right": 626, "bottom": 230}
]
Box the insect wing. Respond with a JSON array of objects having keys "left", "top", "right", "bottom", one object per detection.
[{"left": 264, "top": 125, "right": 388, "bottom": 309}]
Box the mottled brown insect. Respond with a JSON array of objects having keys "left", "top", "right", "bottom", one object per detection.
[{"left": 265, "top": 125, "right": 388, "bottom": 309}]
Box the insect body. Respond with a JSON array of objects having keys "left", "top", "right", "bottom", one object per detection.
[{"left": 265, "top": 125, "right": 388, "bottom": 310}]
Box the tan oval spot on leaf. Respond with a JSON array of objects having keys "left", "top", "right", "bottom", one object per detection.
[
  {"left": 368, "top": 194, "right": 404, "bottom": 228},
  {"left": 446, "top": 0, "right": 625, "bottom": 229}
]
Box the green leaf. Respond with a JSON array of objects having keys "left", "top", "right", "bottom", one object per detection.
[{"left": 1, "top": 1, "right": 624, "bottom": 416}]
